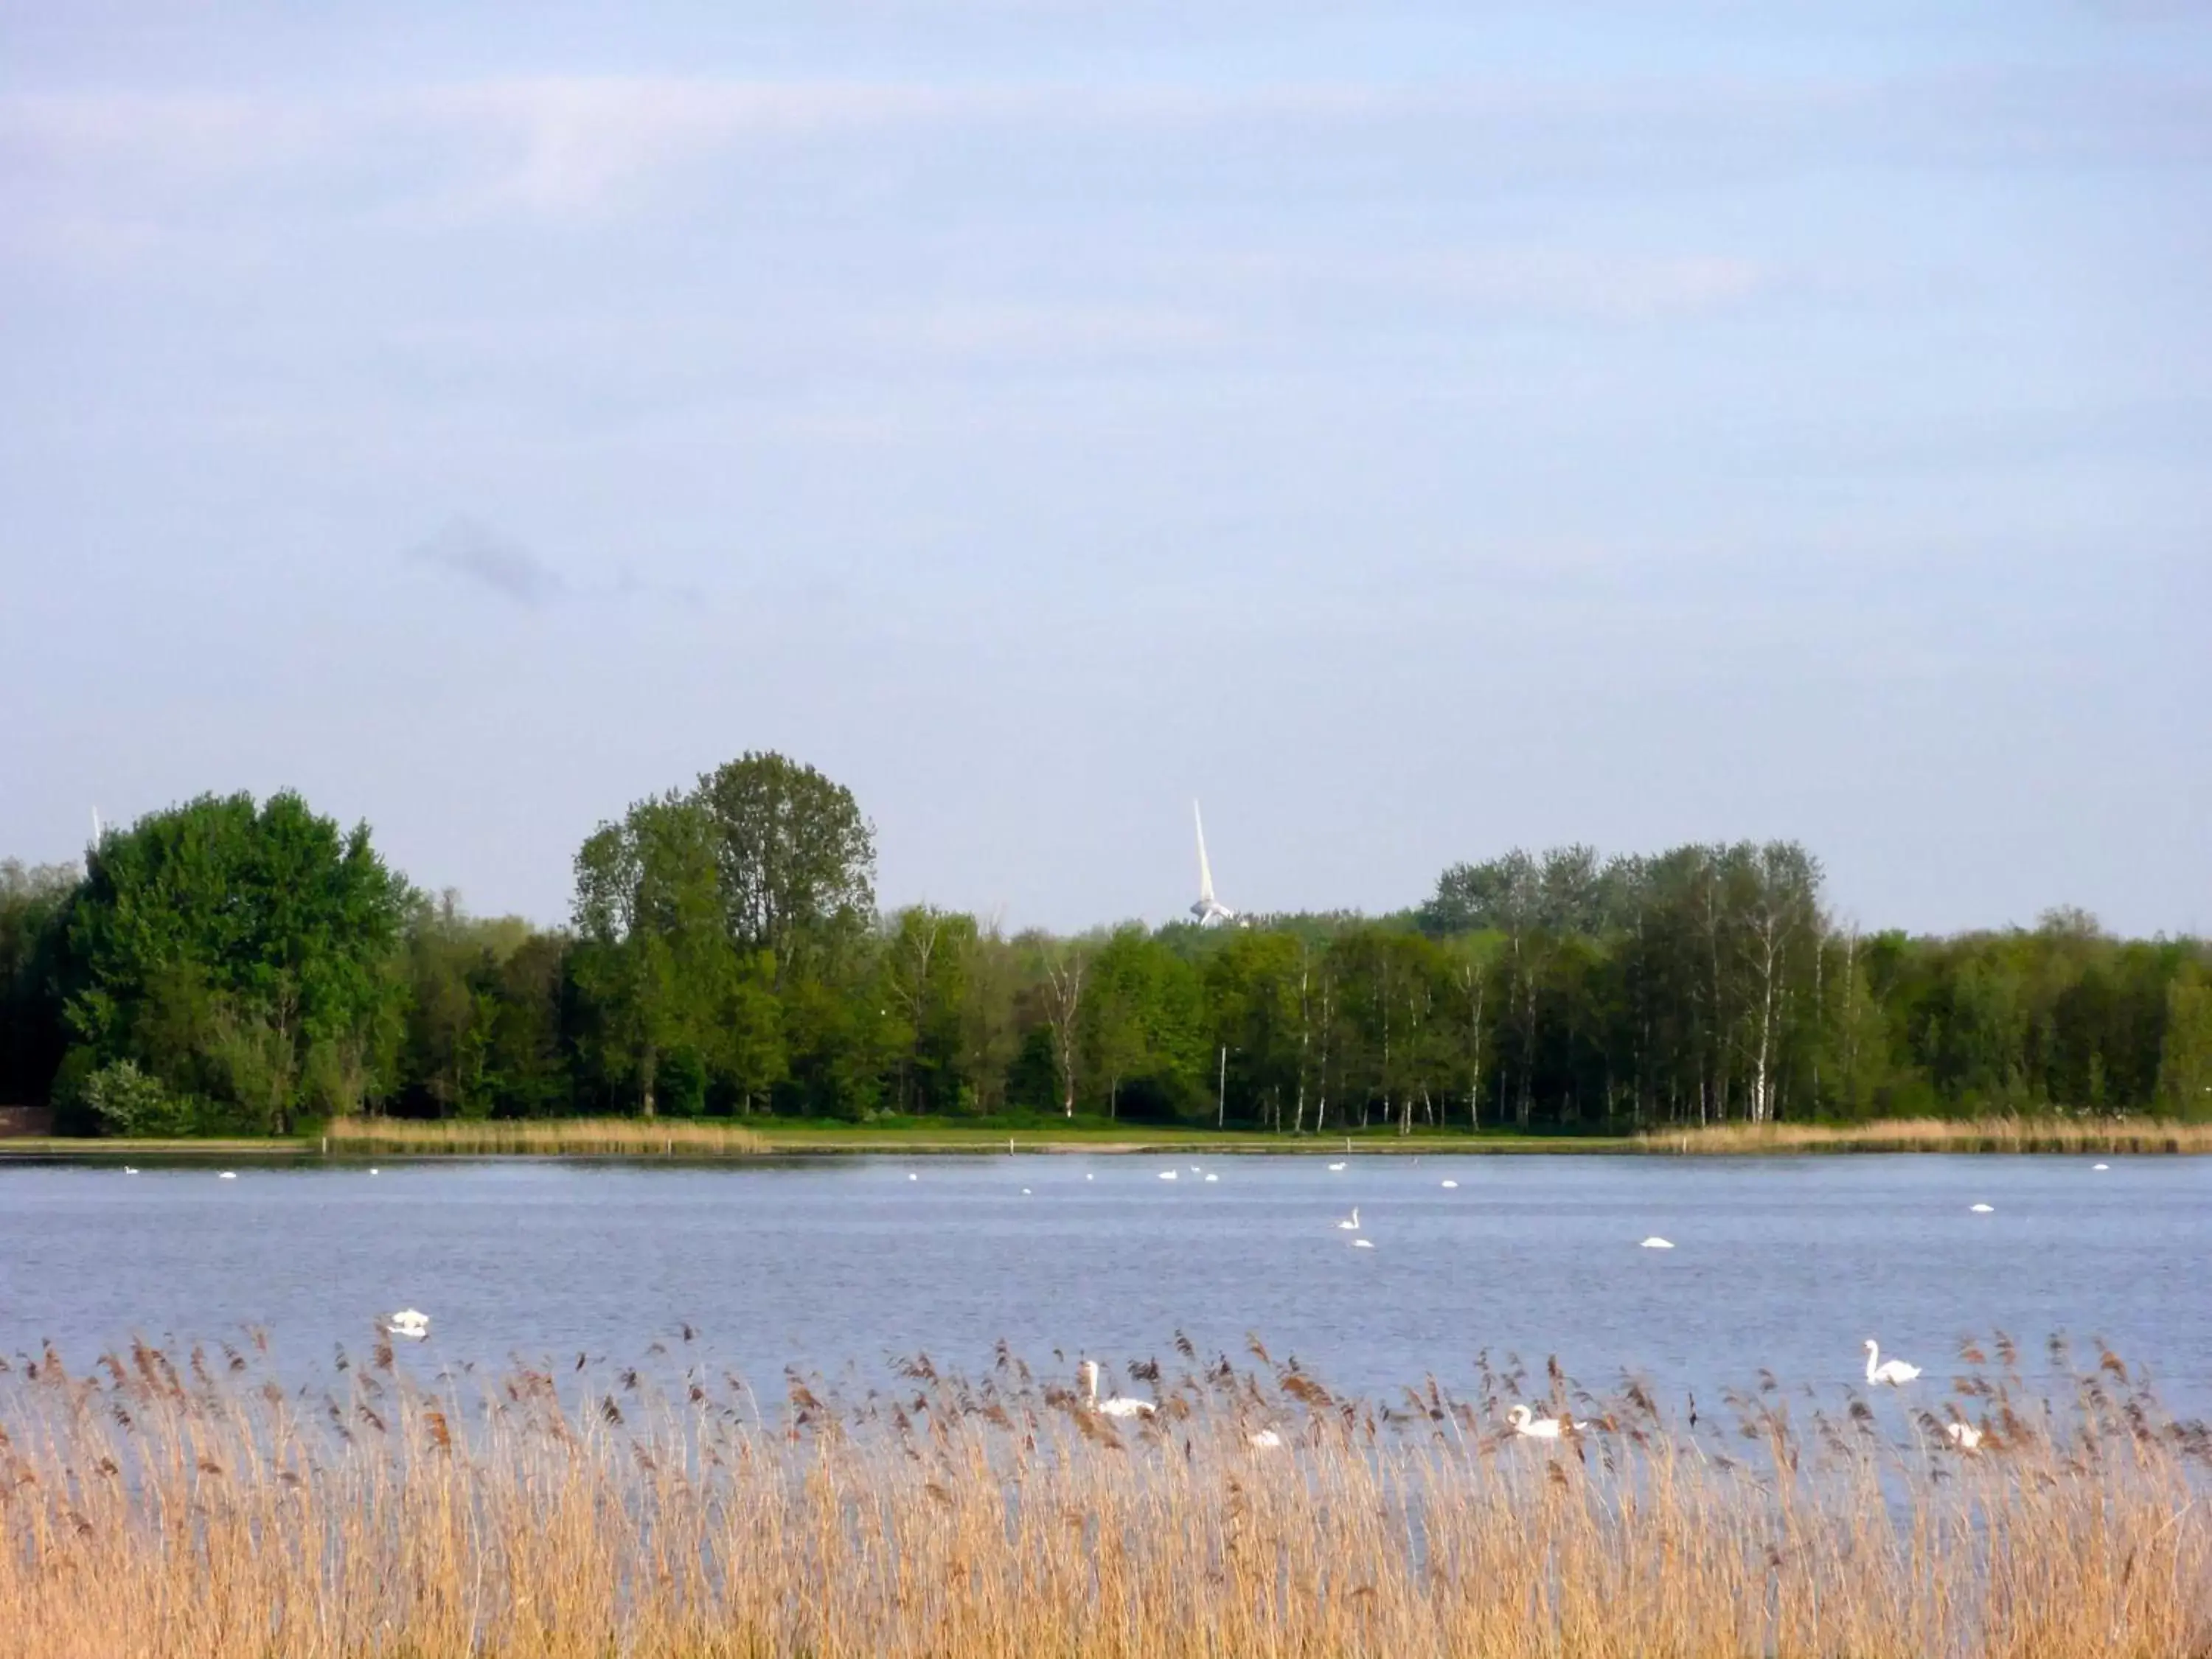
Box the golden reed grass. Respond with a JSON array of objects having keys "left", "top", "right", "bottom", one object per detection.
[
  {"left": 2, "top": 1330, "right": 2206, "bottom": 1658},
  {"left": 1641, "top": 1116, "right": 2212, "bottom": 1155},
  {"left": 324, "top": 1117, "right": 766, "bottom": 1156}
]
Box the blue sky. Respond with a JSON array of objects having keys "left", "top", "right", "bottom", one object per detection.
[{"left": 2, "top": 2, "right": 2207, "bottom": 935}]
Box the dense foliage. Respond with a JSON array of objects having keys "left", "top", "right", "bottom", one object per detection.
[
  {"left": 1, "top": 760, "right": 2205, "bottom": 1134},
  {"left": 44, "top": 793, "right": 410, "bottom": 1133}
]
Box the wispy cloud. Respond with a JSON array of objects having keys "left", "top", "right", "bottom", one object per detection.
[
  {"left": 874, "top": 302, "right": 1226, "bottom": 362},
  {"left": 7, "top": 67, "right": 2205, "bottom": 236},
  {"left": 409, "top": 518, "right": 566, "bottom": 606},
  {"left": 412, "top": 78, "right": 973, "bottom": 213},
  {"left": 1409, "top": 250, "right": 1772, "bottom": 322}
]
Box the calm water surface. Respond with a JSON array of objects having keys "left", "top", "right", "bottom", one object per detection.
[{"left": 1, "top": 1155, "right": 2205, "bottom": 1411}]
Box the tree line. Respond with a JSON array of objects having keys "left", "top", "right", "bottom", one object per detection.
[{"left": 2, "top": 754, "right": 2208, "bottom": 1136}]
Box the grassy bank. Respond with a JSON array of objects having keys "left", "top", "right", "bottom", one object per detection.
[
  {"left": 0, "top": 1119, "right": 1632, "bottom": 1158},
  {"left": 1641, "top": 1115, "right": 2212, "bottom": 1155},
  {"left": 0, "top": 1135, "right": 315, "bottom": 1158},
  {"left": 1, "top": 1332, "right": 2204, "bottom": 1658},
  {"left": 748, "top": 1121, "right": 1625, "bottom": 1155},
  {"left": 11, "top": 1113, "right": 2212, "bottom": 1159}
]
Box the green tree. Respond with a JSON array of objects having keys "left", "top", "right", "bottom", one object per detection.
[
  {"left": 1206, "top": 928, "right": 1307, "bottom": 1129},
  {"left": 0, "top": 858, "right": 75, "bottom": 1107},
  {"left": 1084, "top": 925, "right": 1178, "bottom": 1119},
  {"left": 61, "top": 793, "right": 407, "bottom": 1132},
  {"left": 395, "top": 892, "right": 578, "bottom": 1119},
  {"left": 2157, "top": 968, "right": 2212, "bottom": 1120},
  {"left": 694, "top": 753, "right": 875, "bottom": 987},
  {"left": 956, "top": 922, "right": 1024, "bottom": 1115},
  {"left": 884, "top": 906, "right": 976, "bottom": 1113},
  {"left": 571, "top": 794, "right": 771, "bottom": 1117},
  {"left": 1020, "top": 932, "right": 1088, "bottom": 1118}
]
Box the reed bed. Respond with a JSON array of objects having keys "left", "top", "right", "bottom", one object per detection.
[
  {"left": 324, "top": 1117, "right": 767, "bottom": 1156},
  {"left": 3, "top": 1330, "right": 2208, "bottom": 1658},
  {"left": 1642, "top": 1116, "right": 2212, "bottom": 1155}
]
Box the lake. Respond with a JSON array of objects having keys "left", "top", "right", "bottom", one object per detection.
[{"left": 1, "top": 1153, "right": 2205, "bottom": 1413}]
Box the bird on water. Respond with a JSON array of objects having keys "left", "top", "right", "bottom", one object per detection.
[{"left": 1864, "top": 1339, "right": 1920, "bottom": 1385}]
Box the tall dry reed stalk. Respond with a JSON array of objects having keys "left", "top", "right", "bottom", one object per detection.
[
  {"left": 1642, "top": 1116, "right": 2212, "bottom": 1155},
  {"left": 1, "top": 1330, "right": 2205, "bottom": 1657},
  {"left": 324, "top": 1117, "right": 766, "bottom": 1156}
]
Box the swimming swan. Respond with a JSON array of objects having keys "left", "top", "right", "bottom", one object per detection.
[
  {"left": 1080, "top": 1359, "right": 1155, "bottom": 1419},
  {"left": 1336, "top": 1207, "right": 1360, "bottom": 1231},
  {"left": 1944, "top": 1421, "right": 1983, "bottom": 1451},
  {"left": 1969, "top": 1203, "right": 1993, "bottom": 1213},
  {"left": 386, "top": 1309, "right": 431, "bottom": 1339},
  {"left": 1247, "top": 1427, "right": 1284, "bottom": 1449},
  {"left": 1327, "top": 1162, "right": 1346, "bottom": 1172},
  {"left": 1640, "top": 1237, "right": 1674, "bottom": 1249},
  {"left": 218, "top": 1171, "right": 237, "bottom": 1180},
  {"left": 1440, "top": 1179, "right": 1458, "bottom": 1189},
  {"left": 1158, "top": 1170, "right": 1179, "bottom": 1181},
  {"left": 1864, "top": 1339, "right": 1920, "bottom": 1385},
  {"left": 1506, "top": 1405, "right": 1586, "bottom": 1439},
  {"left": 1350, "top": 1237, "right": 1375, "bottom": 1249}
]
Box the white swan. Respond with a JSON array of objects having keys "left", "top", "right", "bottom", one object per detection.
[
  {"left": 1944, "top": 1421, "right": 1983, "bottom": 1451},
  {"left": 1158, "top": 1169, "right": 1178, "bottom": 1181},
  {"left": 122, "top": 1166, "right": 139, "bottom": 1175},
  {"left": 1204, "top": 1172, "right": 1219, "bottom": 1183},
  {"left": 218, "top": 1171, "right": 237, "bottom": 1180},
  {"left": 386, "top": 1309, "right": 431, "bottom": 1340},
  {"left": 1640, "top": 1237, "right": 1674, "bottom": 1250},
  {"left": 1969, "top": 1203, "right": 1993, "bottom": 1213},
  {"left": 1247, "top": 1427, "right": 1284, "bottom": 1449},
  {"left": 1327, "top": 1161, "right": 1346, "bottom": 1172},
  {"left": 1350, "top": 1237, "right": 1374, "bottom": 1249},
  {"left": 1864, "top": 1339, "right": 1920, "bottom": 1385},
  {"left": 1506, "top": 1405, "right": 1587, "bottom": 1439},
  {"left": 1440, "top": 1179, "right": 1458, "bottom": 1189},
  {"left": 1079, "top": 1360, "right": 1155, "bottom": 1419},
  {"left": 2092, "top": 1163, "right": 2109, "bottom": 1171},
  {"left": 1336, "top": 1207, "right": 1360, "bottom": 1231}
]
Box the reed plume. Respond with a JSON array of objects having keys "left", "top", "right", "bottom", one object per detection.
[{"left": 1, "top": 1331, "right": 2205, "bottom": 1656}]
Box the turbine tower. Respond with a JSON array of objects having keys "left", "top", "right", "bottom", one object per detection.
[{"left": 1189, "top": 801, "right": 1237, "bottom": 927}]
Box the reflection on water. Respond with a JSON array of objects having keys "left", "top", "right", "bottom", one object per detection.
[{"left": 1, "top": 1153, "right": 2205, "bottom": 1408}]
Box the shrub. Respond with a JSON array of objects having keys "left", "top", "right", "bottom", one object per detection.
[{"left": 75, "top": 1059, "right": 195, "bottom": 1138}]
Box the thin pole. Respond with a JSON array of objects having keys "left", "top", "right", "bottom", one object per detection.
[{"left": 1217, "top": 1046, "right": 1228, "bottom": 1128}]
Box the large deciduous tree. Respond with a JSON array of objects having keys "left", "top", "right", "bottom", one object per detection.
[
  {"left": 571, "top": 793, "right": 785, "bottom": 1117},
  {"left": 60, "top": 792, "right": 408, "bottom": 1133},
  {"left": 695, "top": 753, "right": 875, "bottom": 985}
]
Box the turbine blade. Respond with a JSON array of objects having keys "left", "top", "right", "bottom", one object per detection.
[{"left": 1194, "top": 801, "right": 1214, "bottom": 903}]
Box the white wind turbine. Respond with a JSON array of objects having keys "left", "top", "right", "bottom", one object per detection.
[{"left": 1189, "top": 801, "right": 1237, "bottom": 927}]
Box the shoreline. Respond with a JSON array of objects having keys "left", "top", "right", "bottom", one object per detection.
[{"left": 3, "top": 1114, "right": 2208, "bottom": 1159}]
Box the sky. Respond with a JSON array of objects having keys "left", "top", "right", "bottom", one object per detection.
[{"left": 1, "top": 1, "right": 2208, "bottom": 937}]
